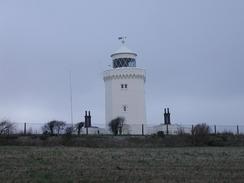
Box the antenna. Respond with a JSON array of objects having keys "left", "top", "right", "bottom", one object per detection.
[
  {"left": 118, "top": 36, "right": 127, "bottom": 44},
  {"left": 69, "top": 71, "right": 74, "bottom": 127}
]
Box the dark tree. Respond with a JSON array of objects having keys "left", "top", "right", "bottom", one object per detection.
[
  {"left": 192, "top": 123, "right": 210, "bottom": 145},
  {"left": 42, "top": 120, "right": 66, "bottom": 135},
  {"left": 192, "top": 123, "right": 210, "bottom": 136},
  {"left": 75, "top": 122, "right": 84, "bottom": 136},
  {"left": 109, "top": 117, "right": 125, "bottom": 135},
  {"left": 0, "top": 120, "right": 15, "bottom": 135}
]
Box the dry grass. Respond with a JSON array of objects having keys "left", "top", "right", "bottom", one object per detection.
[{"left": 0, "top": 146, "right": 244, "bottom": 182}]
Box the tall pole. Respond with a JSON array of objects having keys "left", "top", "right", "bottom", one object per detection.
[{"left": 69, "top": 71, "right": 74, "bottom": 127}]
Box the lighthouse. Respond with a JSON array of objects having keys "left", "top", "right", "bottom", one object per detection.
[{"left": 103, "top": 37, "right": 147, "bottom": 134}]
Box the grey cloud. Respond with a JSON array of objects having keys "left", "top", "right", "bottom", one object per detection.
[{"left": 0, "top": 0, "right": 244, "bottom": 125}]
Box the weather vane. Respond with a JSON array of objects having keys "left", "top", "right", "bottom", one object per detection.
[{"left": 118, "top": 36, "right": 127, "bottom": 44}]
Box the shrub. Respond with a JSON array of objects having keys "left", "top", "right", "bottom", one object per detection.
[
  {"left": 192, "top": 123, "right": 210, "bottom": 145},
  {"left": 42, "top": 120, "right": 66, "bottom": 135},
  {"left": 75, "top": 122, "right": 84, "bottom": 136},
  {"left": 109, "top": 117, "right": 125, "bottom": 135},
  {"left": 0, "top": 120, "right": 15, "bottom": 135},
  {"left": 40, "top": 134, "right": 48, "bottom": 141},
  {"left": 65, "top": 126, "right": 74, "bottom": 136},
  {"left": 157, "top": 131, "right": 165, "bottom": 138}
]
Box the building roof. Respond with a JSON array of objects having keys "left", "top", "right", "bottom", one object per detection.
[{"left": 111, "top": 45, "right": 137, "bottom": 57}]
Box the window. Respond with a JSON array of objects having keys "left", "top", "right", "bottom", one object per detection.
[
  {"left": 123, "top": 105, "right": 127, "bottom": 112},
  {"left": 121, "top": 84, "right": 128, "bottom": 89},
  {"left": 121, "top": 84, "right": 127, "bottom": 89}
]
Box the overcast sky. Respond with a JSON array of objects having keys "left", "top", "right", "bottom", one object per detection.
[{"left": 0, "top": 0, "right": 244, "bottom": 126}]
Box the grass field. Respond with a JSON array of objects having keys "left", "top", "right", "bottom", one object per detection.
[{"left": 0, "top": 146, "right": 244, "bottom": 183}]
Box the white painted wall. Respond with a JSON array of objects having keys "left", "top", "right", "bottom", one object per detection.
[{"left": 104, "top": 67, "right": 147, "bottom": 134}]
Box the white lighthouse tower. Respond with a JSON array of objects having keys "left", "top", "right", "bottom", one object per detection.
[{"left": 103, "top": 37, "right": 147, "bottom": 134}]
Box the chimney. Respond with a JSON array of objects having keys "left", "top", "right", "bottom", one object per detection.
[
  {"left": 164, "top": 108, "right": 167, "bottom": 125},
  {"left": 85, "top": 111, "right": 88, "bottom": 128},
  {"left": 88, "top": 111, "right": 91, "bottom": 127},
  {"left": 167, "top": 108, "right": 171, "bottom": 125}
]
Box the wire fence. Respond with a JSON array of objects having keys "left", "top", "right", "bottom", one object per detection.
[{"left": 2, "top": 122, "right": 244, "bottom": 136}]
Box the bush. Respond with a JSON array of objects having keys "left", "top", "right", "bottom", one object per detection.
[
  {"left": 157, "top": 131, "right": 165, "bottom": 138},
  {"left": 109, "top": 117, "right": 125, "bottom": 135},
  {"left": 42, "top": 120, "right": 66, "bottom": 135},
  {"left": 0, "top": 120, "right": 15, "bottom": 135},
  {"left": 192, "top": 123, "right": 210, "bottom": 145},
  {"left": 65, "top": 126, "right": 74, "bottom": 136},
  {"left": 40, "top": 134, "right": 49, "bottom": 141}
]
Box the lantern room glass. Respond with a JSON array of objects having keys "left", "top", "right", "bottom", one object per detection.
[{"left": 113, "top": 58, "right": 136, "bottom": 68}]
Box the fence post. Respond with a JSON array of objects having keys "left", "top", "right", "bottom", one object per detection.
[
  {"left": 86, "top": 127, "right": 88, "bottom": 135},
  {"left": 142, "top": 124, "right": 144, "bottom": 136},
  {"left": 166, "top": 124, "right": 169, "bottom": 135},
  {"left": 214, "top": 125, "right": 216, "bottom": 135},
  {"left": 237, "top": 125, "right": 239, "bottom": 135},
  {"left": 191, "top": 125, "right": 194, "bottom": 135},
  {"left": 24, "top": 123, "right": 26, "bottom": 135}
]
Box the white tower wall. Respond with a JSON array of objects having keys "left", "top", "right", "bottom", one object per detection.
[{"left": 103, "top": 44, "right": 147, "bottom": 134}]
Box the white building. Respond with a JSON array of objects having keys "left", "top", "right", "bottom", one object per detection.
[{"left": 103, "top": 39, "right": 147, "bottom": 134}]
